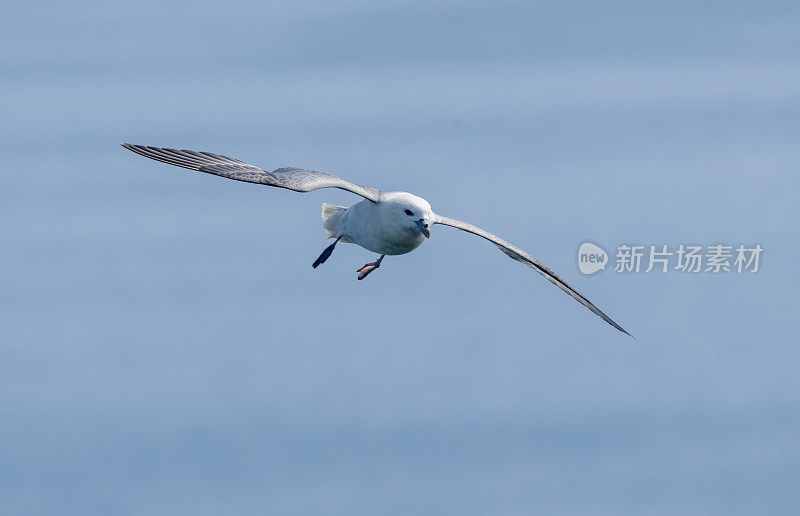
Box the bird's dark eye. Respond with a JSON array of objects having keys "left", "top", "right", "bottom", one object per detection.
[{"left": 404, "top": 209, "right": 413, "bottom": 216}]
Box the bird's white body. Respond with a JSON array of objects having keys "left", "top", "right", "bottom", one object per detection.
[{"left": 324, "top": 191, "right": 433, "bottom": 256}]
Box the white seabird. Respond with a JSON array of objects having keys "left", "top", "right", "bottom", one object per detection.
[{"left": 122, "top": 144, "right": 631, "bottom": 336}]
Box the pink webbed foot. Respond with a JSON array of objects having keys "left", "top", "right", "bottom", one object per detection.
[{"left": 356, "top": 255, "right": 384, "bottom": 280}]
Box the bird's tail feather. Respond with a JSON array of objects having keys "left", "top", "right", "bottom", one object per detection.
[{"left": 321, "top": 203, "right": 347, "bottom": 238}]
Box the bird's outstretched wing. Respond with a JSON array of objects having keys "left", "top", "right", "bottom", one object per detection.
[
  {"left": 121, "top": 144, "right": 380, "bottom": 202},
  {"left": 433, "top": 214, "right": 632, "bottom": 336}
]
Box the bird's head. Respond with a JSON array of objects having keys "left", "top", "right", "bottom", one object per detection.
[{"left": 383, "top": 192, "right": 433, "bottom": 239}]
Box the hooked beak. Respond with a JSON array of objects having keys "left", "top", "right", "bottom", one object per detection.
[{"left": 415, "top": 219, "right": 430, "bottom": 238}]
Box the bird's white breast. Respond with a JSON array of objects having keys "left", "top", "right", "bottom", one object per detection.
[{"left": 340, "top": 200, "right": 426, "bottom": 255}]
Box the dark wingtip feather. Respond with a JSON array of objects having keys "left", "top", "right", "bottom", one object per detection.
[{"left": 604, "top": 317, "right": 634, "bottom": 338}]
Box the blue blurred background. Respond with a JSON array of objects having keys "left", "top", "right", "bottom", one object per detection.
[{"left": 2, "top": 1, "right": 798, "bottom": 514}]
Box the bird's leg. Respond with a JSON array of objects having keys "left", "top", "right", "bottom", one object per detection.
[
  {"left": 312, "top": 236, "right": 341, "bottom": 269},
  {"left": 356, "top": 255, "right": 385, "bottom": 280}
]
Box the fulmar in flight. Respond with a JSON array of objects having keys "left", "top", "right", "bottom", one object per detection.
[{"left": 122, "top": 144, "right": 631, "bottom": 336}]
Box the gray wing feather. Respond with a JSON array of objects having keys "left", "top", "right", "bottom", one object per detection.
[
  {"left": 122, "top": 144, "right": 380, "bottom": 201},
  {"left": 434, "top": 214, "right": 632, "bottom": 337}
]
